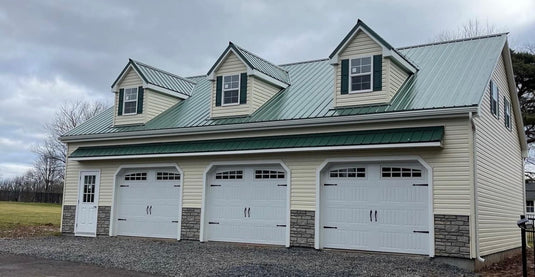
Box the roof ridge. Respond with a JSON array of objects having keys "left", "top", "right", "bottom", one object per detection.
[
  {"left": 131, "top": 59, "right": 197, "bottom": 85},
  {"left": 398, "top": 32, "right": 508, "bottom": 50},
  {"left": 279, "top": 58, "right": 329, "bottom": 67},
  {"left": 231, "top": 43, "right": 289, "bottom": 73}
]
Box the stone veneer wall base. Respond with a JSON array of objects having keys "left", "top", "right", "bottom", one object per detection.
[
  {"left": 290, "top": 210, "right": 315, "bottom": 248},
  {"left": 181, "top": 207, "right": 201, "bottom": 240}
]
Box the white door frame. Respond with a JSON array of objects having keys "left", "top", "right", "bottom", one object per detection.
[
  {"left": 200, "top": 160, "right": 291, "bottom": 247},
  {"left": 315, "top": 156, "right": 435, "bottom": 257},
  {"left": 75, "top": 170, "right": 101, "bottom": 237},
  {"left": 109, "top": 163, "right": 184, "bottom": 240}
]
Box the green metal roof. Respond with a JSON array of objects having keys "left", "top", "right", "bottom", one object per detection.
[
  {"left": 65, "top": 34, "right": 506, "bottom": 137},
  {"left": 207, "top": 42, "right": 290, "bottom": 84},
  {"left": 112, "top": 59, "right": 196, "bottom": 96},
  {"left": 69, "top": 126, "right": 444, "bottom": 158}
]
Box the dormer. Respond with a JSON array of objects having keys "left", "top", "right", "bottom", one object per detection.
[
  {"left": 329, "top": 20, "right": 417, "bottom": 108},
  {"left": 207, "top": 42, "right": 290, "bottom": 118},
  {"left": 111, "top": 59, "right": 195, "bottom": 126}
]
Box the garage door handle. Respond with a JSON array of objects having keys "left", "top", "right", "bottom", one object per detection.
[
  {"left": 248, "top": 207, "right": 250, "bottom": 218},
  {"left": 244, "top": 207, "right": 247, "bottom": 217},
  {"left": 375, "top": 210, "right": 377, "bottom": 222},
  {"left": 149, "top": 205, "right": 152, "bottom": 215},
  {"left": 146, "top": 205, "right": 149, "bottom": 215},
  {"left": 369, "top": 210, "right": 372, "bottom": 222}
]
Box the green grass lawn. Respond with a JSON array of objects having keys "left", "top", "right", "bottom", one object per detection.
[{"left": 0, "top": 202, "right": 61, "bottom": 236}]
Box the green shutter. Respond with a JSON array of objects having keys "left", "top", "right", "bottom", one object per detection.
[
  {"left": 137, "top": 86, "right": 144, "bottom": 114},
  {"left": 118, "top": 88, "right": 124, "bottom": 116},
  {"left": 373, "top": 55, "right": 382, "bottom": 91},
  {"left": 341, "top": 59, "right": 349, "bottom": 94},
  {"left": 215, "top": 76, "right": 222, "bottom": 107},
  {"left": 240, "top": 73, "right": 247, "bottom": 104},
  {"left": 496, "top": 86, "right": 500, "bottom": 118}
]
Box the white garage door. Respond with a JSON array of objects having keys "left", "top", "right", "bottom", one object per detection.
[
  {"left": 321, "top": 162, "right": 429, "bottom": 255},
  {"left": 205, "top": 166, "right": 287, "bottom": 245},
  {"left": 115, "top": 168, "right": 181, "bottom": 239}
]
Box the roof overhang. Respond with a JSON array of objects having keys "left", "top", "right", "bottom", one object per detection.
[
  {"left": 207, "top": 44, "right": 289, "bottom": 88},
  {"left": 111, "top": 61, "right": 190, "bottom": 100},
  {"left": 502, "top": 40, "right": 529, "bottom": 157},
  {"left": 60, "top": 106, "right": 476, "bottom": 143},
  {"left": 69, "top": 126, "right": 444, "bottom": 161},
  {"left": 329, "top": 20, "right": 417, "bottom": 74}
]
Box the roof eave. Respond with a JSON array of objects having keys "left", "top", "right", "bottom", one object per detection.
[{"left": 60, "top": 106, "right": 476, "bottom": 143}]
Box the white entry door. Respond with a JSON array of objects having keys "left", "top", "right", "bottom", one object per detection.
[
  {"left": 115, "top": 168, "right": 181, "bottom": 239},
  {"left": 321, "top": 163, "right": 429, "bottom": 255},
  {"left": 75, "top": 171, "right": 100, "bottom": 237},
  {"left": 205, "top": 166, "right": 287, "bottom": 245}
]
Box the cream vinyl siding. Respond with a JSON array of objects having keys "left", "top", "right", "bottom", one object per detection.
[
  {"left": 334, "top": 30, "right": 389, "bottom": 107},
  {"left": 251, "top": 76, "right": 281, "bottom": 111},
  {"left": 211, "top": 52, "right": 251, "bottom": 118},
  {"left": 389, "top": 61, "right": 409, "bottom": 99},
  {"left": 474, "top": 54, "right": 524, "bottom": 256},
  {"left": 64, "top": 117, "right": 472, "bottom": 217},
  {"left": 144, "top": 89, "right": 180, "bottom": 120},
  {"left": 120, "top": 68, "right": 142, "bottom": 87}
]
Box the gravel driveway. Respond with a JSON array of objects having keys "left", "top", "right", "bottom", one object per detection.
[{"left": 0, "top": 236, "right": 474, "bottom": 276}]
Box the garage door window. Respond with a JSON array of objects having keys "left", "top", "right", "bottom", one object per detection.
[
  {"left": 156, "top": 172, "right": 181, "bottom": 180},
  {"left": 124, "top": 172, "right": 147, "bottom": 181},
  {"left": 381, "top": 167, "right": 422, "bottom": 178},
  {"left": 329, "top": 167, "right": 366, "bottom": 178},
  {"left": 255, "top": 170, "right": 285, "bottom": 179},
  {"left": 215, "top": 170, "right": 243, "bottom": 179}
]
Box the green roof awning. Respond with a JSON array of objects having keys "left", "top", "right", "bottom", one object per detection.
[{"left": 69, "top": 126, "right": 444, "bottom": 160}]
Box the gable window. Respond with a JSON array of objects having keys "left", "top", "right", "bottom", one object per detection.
[
  {"left": 527, "top": 201, "right": 534, "bottom": 213},
  {"left": 123, "top": 87, "right": 138, "bottom": 115},
  {"left": 490, "top": 80, "right": 499, "bottom": 118},
  {"left": 223, "top": 74, "right": 240, "bottom": 105},
  {"left": 350, "top": 56, "right": 372, "bottom": 93},
  {"left": 504, "top": 98, "right": 511, "bottom": 130}
]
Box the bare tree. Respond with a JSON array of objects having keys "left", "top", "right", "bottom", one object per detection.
[
  {"left": 432, "top": 19, "right": 499, "bottom": 42},
  {"left": 32, "top": 100, "right": 108, "bottom": 191}
]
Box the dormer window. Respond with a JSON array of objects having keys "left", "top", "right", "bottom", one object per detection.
[
  {"left": 350, "top": 56, "right": 372, "bottom": 93},
  {"left": 123, "top": 87, "right": 139, "bottom": 115},
  {"left": 223, "top": 74, "right": 240, "bottom": 105}
]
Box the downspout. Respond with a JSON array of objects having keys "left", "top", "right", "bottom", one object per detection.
[{"left": 470, "top": 111, "right": 485, "bottom": 262}]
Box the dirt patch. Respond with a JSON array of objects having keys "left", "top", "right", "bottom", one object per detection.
[
  {"left": 0, "top": 225, "right": 60, "bottom": 239},
  {"left": 480, "top": 248, "right": 535, "bottom": 277}
]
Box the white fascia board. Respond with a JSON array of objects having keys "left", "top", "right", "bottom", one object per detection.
[
  {"left": 60, "top": 106, "right": 475, "bottom": 142},
  {"left": 111, "top": 64, "right": 147, "bottom": 92},
  {"left": 250, "top": 69, "right": 289, "bottom": 88},
  {"left": 384, "top": 50, "right": 418, "bottom": 73},
  {"left": 69, "top": 141, "right": 442, "bottom": 161},
  {"left": 502, "top": 41, "right": 528, "bottom": 157},
  {"left": 144, "top": 84, "right": 189, "bottom": 100}
]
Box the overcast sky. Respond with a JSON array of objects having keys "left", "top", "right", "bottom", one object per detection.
[{"left": 0, "top": 0, "right": 534, "bottom": 179}]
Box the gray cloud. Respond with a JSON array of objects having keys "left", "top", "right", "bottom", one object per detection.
[{"left": 0, "top": 0, "right": 533, "bottom": 178}]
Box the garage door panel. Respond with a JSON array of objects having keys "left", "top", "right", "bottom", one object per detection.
[
  {"left": 115, "top": 168, "right": 181, "bottom": 239},
  {"left": 321, "top": 162, "right": 429, "bottom": 255},
  {"left": 206, "top": 166, "right": 287, "bottom": 245}
]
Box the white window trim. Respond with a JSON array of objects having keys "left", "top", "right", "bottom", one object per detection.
[
  {"left": 504, "top": 97, "right": 512, "bottom": 131},
  {"left": 490, "top": 81, "right": 499, "bottom": 119},
  {"left": 221, "top": 74, "right": 241, "bottom": 106},
  {"left": 349, "top": 55, "right": 373, "bottom": 94},
  {"left": 122, "top": 87, "right": 138, "bottom": 115}
]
